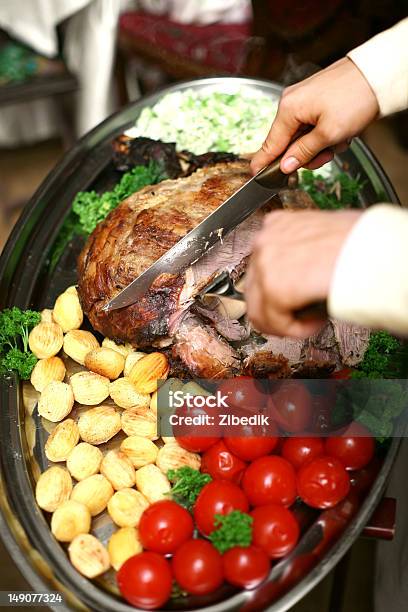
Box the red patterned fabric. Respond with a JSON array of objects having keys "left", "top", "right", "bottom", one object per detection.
[
  {"left": 119, "top": 12, "right": 253, "bottom": 73},
  {"left": 264, "top": 0, "right": 343, "bottom": 37}
]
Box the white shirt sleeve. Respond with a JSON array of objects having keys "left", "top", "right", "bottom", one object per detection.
[
  {"left": 328, "top": 205, "right": 408, "bottom": 335},
  {"left": 347, "top": 18, "right": 408, "bottom": 117}
]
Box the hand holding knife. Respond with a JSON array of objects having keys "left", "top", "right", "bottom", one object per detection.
[{"left": 103, "top": 135, "right": 327, "bottom": 323}]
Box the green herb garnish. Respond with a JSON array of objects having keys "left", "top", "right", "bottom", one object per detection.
[
  {"left": 299, "top": 169, "right": 363, "bottom": 209},
  {"left": 72, "top": 161, "right": 165, "bottom": 234},
  {"left": 209, "top": 511, "right": 253, "bottom": 554},
  {"left": 49, "top": 161, "right": 167, "bottom": 270},
  {"left": 167, "top": 467, "right": 211, "bottom": 509},
  {"left": 352, "top": 331, "right": 400, "bottom": 379},
  {"left": 355, "top": 380, "right": 407, "bottom": 442},
  {"left": 0, "top": 307, "right": 41, "bottom": 379},
  {"left": 2, "top": 347, "right": 38, "bottom": 380}
]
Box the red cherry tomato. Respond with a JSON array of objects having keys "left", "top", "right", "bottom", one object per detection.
[
  {"left": 251, "top": 504, "right": 300, "bottom": 559},
  {"left": 139, "top": 500, "right": 194, "bottom": 554},
  {"left": 172, "top": 402, "right": 220, "bottom": 443},
  {"left": 281, "top": 436, "right": 324, "bottom": 470},
  {"left": 117, "top": 552, "right": 172, "bottom": 610},
  {"left": 193, "top": 480, "right": 249, "bottom": 535},
  {"left": 172, "top": 539, "right": 224, "bottom": 595},
  {"left": 223, "top": 545, "right": 270, "bottom": 589},
  {"left": 270, "top": 381, "right": 312, "bottom": 433},
  {"left": 297, "top": 455, "right": 350, "bottom": 509},
  {"left": 224, "top": 429, "right": 278, "bottom": 462},
  {"left": 177, "top": 435, "right": 220, "bottom": 453},
  {"left": 201, "top": 440, "right": 247, "bottom": 484},
  {"left": 242, "top": 456, "right": 297, "bottom": 507},
  {"left": 218, "top": 376, "right": 266, "bottom": 410},
  {"left": 324, "top": 422, "right": 375, "bottom": 471}
]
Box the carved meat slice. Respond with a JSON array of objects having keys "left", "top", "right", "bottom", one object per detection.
[
  {"left": 172, "top": 313, "right": 240, "bottom": 379},
  {"left": 331, "top": 319, "right": 370, "bottom": 366}
]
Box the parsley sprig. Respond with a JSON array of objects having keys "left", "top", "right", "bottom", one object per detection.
[
  {"left": 352, "top": 331, "right": 400, "bottom": 379},
  {"left": 299, "top": 169, "right": 363, "bottom": 209},
  {"left": 0, "top": 308, "right": 41, "bottom": 379},
  {"left": 72, "top": 161, "right": 165, "bottom": 234},
  {"left": 167, "top": 467, "right": 211, "bottom": 509},
  {"left": 209, "top": 510, "right": 253, "bottom": 554}
]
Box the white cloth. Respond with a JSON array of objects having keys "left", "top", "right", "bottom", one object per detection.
[
  {"left": 138, "top": 0, "right": 251, "bottom": 24},
  {"left": 331, "top": 27, "right": 408, "bottom": 610},
  {"left": 0, "top": 0, "right": 90, "bottom": 57},
  {"left": 328, "top": 18, "right": 408, "bottom": 334},
  {"left": 347, "top": 18, "right": 408, "bottom": 117},
  {"left": 63, "top": 0, "right": 120, "bottom": 136},
  {"left": 0, "top": 0, "right": 121, "bottom": 144},
  {"left": 328, "top": 204, "right": 408, "bottom": 335}
]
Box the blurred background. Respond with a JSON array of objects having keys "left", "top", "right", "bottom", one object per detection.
[{"left": 0, "top": 0, "right": 407, "bottom": 610}]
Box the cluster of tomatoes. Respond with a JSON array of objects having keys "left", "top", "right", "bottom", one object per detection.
[{"left": 117, "top": 377, "right": 375, "bottom": 610}]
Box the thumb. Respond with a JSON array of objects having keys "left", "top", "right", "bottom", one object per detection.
[
  {"left": 250, "top": 110, "right": 299, "bottom": 175},
  {"left": 280, "top": 125, "right": 330, "bottom": 173}
]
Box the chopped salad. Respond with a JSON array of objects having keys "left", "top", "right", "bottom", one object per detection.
[{"left": 126, "top": 88, "right": 279, "bottom": 155}]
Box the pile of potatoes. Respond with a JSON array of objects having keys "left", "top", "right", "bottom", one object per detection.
[{"left": 30, "top": 286, "right": 201, "bottom": 579}]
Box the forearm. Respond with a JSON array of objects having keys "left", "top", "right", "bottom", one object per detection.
[
  {"left": 347, "top": 18, "right": 408, "bottom": 117},
  {"left": 328, "top": 205, "right": 408, "bottom": 334}
]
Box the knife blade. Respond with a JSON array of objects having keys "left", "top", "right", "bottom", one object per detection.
[{"left": 102, "top": 156, "right": 288, "bottom": 312}]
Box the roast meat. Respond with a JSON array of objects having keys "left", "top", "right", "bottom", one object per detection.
[
  {"left": 78, "top": 160, "right": 255, "bottom": 348},
  {"left": 77, "top": 154, "right": 370, "bottom": 379}
]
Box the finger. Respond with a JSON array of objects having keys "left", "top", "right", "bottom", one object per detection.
[
  {"left": 281, "top": 125, "right": 332, "bottom": 173},
  {"left": 249, "top": 299, "right": 288, "bottom": 337},
  {"left": 303, "top": 149, "right": 334, "bottom": 170},
  {"left": 284, "top": 317, "right": 326, "bottom": 339},
  {"left": 246, "top": 268, "right": 287, "bottom": 336},
  {"left": 244, "top": 265, "right": 265, "bottom": 330},
  {"left": 333, "top": 140, "right": 350, "bottom": 154},
  {"left": 247, "top": 278, "right": 325, "bottom": 339},
  {"left": 250, "top": 105, "right": 301, "bottom": 175},
  {"left": 303, "top": 140, "right": 351, "bottom": 170},
  {"left": 240, "top": 151, "right": 255, "bottom": 160},
  {"left": 247, "top": 293, "right": 269, "bottom": 334},
  {"left": 247, "top": 275, "right": 289, "bottom": 337},
  {"left": 261, "top": 295, "right": 327, "bottom": 337}
]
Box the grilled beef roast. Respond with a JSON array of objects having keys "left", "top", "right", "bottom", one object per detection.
[
  {"left": 78, "top": 156, "right": 370, "bottom": 378},
  {"left": 78, "top": 160, "right": 254, "bottom": 349}
]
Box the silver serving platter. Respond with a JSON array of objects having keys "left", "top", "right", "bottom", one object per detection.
[{"left": 0, "top": 77, "right": 401, "bottom": 612}]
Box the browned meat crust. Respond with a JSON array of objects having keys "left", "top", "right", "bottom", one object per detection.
[
  {"left": 242, "top": 351, "right": 292, "bottom": 378},
  {"left": 172, "top": 313, "right": 240, "bottom": 379},
  {"left": 77, "top": 161, "right": 251, "bottom": 347}
]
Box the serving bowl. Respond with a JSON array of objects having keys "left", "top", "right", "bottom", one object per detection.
[{"left": 0, "top": 77, "right": 401, "bottom": 611}]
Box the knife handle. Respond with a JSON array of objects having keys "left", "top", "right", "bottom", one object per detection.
[
  {"left": 254, "top": 154, "right": 289, "bottom": 190},
  {"left": 254, "top": 125, "right": 316, "bottom": 190}
]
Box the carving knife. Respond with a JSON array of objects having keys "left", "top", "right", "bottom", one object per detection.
[{"left": 102, "top": 155, "right": 289, "bottom": 312}]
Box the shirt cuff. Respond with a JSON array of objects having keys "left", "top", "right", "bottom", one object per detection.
[
  {"left": 328, "top": 204, "right": 408, "bottom": 334},
  {"left": 347, "top": 18, "right": 408, "bottom": 117}
]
